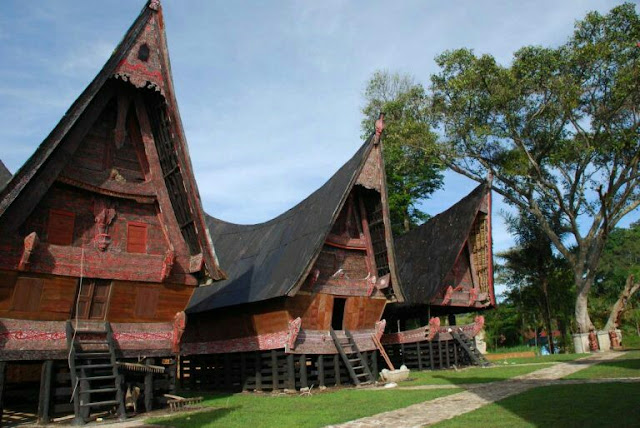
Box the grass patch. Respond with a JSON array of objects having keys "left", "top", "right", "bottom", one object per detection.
[
  {"left": 147, "top": 388, "right": 460, "bottom": 428},
  {"left": 433, "top": 383, "right": 640, "bottom": 428},
  {"left": 623, "top": 333, "right": 640, "bottom": 349},
  {"left": 565, "top": 351, "right": 640, "bottom": 379},
  {"left": 401, "top": 364, "right": 552, "bottom": 386},
  {"left": 492, "top": 353, "right": 588, "bottom": 365}
]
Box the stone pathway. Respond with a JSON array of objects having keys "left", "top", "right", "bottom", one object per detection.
[{"left": 329, "top": 351, "right": 628, "bottom": 428}]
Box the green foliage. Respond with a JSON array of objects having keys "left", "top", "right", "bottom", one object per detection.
[
  {"left": 483, "top": 303, "right": 525, "bottom": 349},
  {"left": 431, "top": 3, "right": 640, "bottom": 332},
  {"left": 362, "top": 70, "right": 443, "bottom": 234}
]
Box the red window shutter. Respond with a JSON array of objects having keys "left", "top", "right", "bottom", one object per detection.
[
  {"left": 127, "top": 222, "right": 147, "bottom": 253},
  {"left": 48, "top": 209, "right": 75, "bottom": 245}
]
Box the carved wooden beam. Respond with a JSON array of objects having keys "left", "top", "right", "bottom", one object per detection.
[{"left": 17, "top": 232, "right": 39, "bottom": 271}]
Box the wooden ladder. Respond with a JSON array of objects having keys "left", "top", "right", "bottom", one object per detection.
[
  {"left": 330, "top": 329, "right": 375, "bottom": 386},
  {"left": 66, "top": 321, "right": 125, "bottom": 425},
  {"left": 451, "top": 329, "right": 491, "bottom": 367}
]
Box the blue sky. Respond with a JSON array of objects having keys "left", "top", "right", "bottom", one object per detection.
[{"left": 1, "top": 1, "right": 637, "bottom": 296}]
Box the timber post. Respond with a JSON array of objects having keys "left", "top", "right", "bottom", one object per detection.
[
  {"left": 37, "top": 360, "right": 54, "bottom": 424},
  {"left": 299, "top": 354, "right": 308, "bottom": 389},
  {"left": 286, "top": 354, "right": 295, "bottom": 390},
  {"left": 317, "top": 355, "right": 325, "bottom": 388},
  {"left": 0, "top": 361, "right": 6, "bottom": 426},
  {"left": 144, "top": 358, "right": 154, "bottom": 412}
]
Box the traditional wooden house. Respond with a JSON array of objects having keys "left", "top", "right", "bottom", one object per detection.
[
  {"left": 181, "top": 122, "right": 404, "bottom": 391},
  {"left": 0, "top": 161, "right": 10, "bottom": 191},
  {"left": 0, "top": 1, "right": 223, "bottom": 424},
  {"left": 381, "top": 182, "right": 495, "bottom": 369}
]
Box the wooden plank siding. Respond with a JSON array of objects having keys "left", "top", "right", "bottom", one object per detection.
[{"left": 0, "top": 270, "right": 194, "bottom": 323}]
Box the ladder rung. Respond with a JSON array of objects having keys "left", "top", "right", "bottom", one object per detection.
[
  {"left": 83, "top": 387, "right": 117, "bottom": 394},
  {"left": 76, "top": 364, "right": 114, "bottom": 370},
  {"left": 75, "top": 340, "right": 109, "bottom": 345},
  {"left": 80, "top": 400, "right": 120, "bottom": 408},
  {"left": 353, "top": 366, "right": 364, "bottom": 370},
  {"left": 76, "top": 352, "right": 111, "bottom": 358},
  {"left": 78, "top": 375, "right": 116, "bottom": 381}
]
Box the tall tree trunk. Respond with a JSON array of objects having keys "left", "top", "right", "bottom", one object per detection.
[
  {"left": 575, "top": 273, "right": 595, "bottom": 334},
  {"left": 403, "top": 209, "right": 411, "bottom": 233},
  {"left": 541, "top": 277, "right": 555, "bottom": 354},
  {"left": 604, "top": 275, "right": 640, "bottom": 332}
]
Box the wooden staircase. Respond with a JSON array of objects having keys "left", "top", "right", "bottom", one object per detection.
[
  {"left": 330, "top": 329, "right": 375, "bottom": 386},
  {"left": 451, "top": 329, "right": 490, "bottom": 367},
  {"left": 66, "top": 321, "right": 125, "bottom": 425}
]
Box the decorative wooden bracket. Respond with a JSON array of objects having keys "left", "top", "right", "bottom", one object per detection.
[
  {"left": 472, "top": 315, "right": 485, "bottom": 336},
  {"left": 161, "top": 249, "right": 176, "bottom": 281},
  {"left": 285, "top": 317, "right": 302, "bottom": 353},
  {"left": 373, "top": 112, "right": 385, "bottom": 145},
  {"left": 425, "top": 317, "right": 441, "bottom": 341},
  {"left": 94, "top": 198, "right": 117, "bottom": 251},
  {"left": 442, "top": 286, "right": 454, "bottom": 305},
  {"left": 374, "top": 319, "right": 386, "bottom": 341},
  {"left": 18, "top": 232, "right": 39, "bottom": 271},
  {"left": 469, "top": 287, "right": 479, "bottom": 306},
  {"left": 172, "top": 311, "right": 187, "bottom": 354}
]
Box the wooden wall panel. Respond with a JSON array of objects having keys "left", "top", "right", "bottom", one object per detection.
[
  {"left": 287, "top": 294, "right": 332, "bottom": 330},
  {"left": 0, "top": 270, "right": 18, "bottom": 311},
  {"left": 343, "top": 297, "right": 386, "bottom": 330},
  {"left": 108, "top": 280, "right": 194, "bottom": 322},
  {"left": 0, "top": 273, "right": 77, "bottom": 320}
]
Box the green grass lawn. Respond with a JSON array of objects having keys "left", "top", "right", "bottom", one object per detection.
[
  {"left": 623, "top": 333, "right": 640, "bottom": 349},
  {"left": 401, "top": 363, "right": 558, "bottom": 386},
  {"left": 147, "top": 388, "right": 460, "bottom": 428},
  {"left": 493, "top": 353, "right": 588, "bottom": 365},
  {"left": 565, "top": 350, "right": 640, "bottom": 379},
  {"left": 432, "top": 383, "right": 640, "bottom": 428}
]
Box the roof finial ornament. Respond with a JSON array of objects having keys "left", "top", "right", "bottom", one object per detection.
[
  {"left": 149, "top": 0, "right": 161, "bottom": 11},
  {"left": 486, "top": 170, "right": 494, "bottom": 186},
  {"left": 374, "top": 112, "right": 385, "bottom": 145}
]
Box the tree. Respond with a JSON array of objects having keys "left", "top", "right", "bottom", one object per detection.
[
  {"left": 497, "top": 209, "right": 575, "bottom": 352},
  {"left": 431, "top": 4, "right": 640, "bottom": 333},
  {"left": 594, "top": 222, "right": 640, "bottom": 332},
  {"left": 362, "top": 71, "right": 443, "bottom": 234}
]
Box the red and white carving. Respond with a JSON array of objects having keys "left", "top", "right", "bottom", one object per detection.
[
  {"left": 94, "top": 198, "right": 117, "bottom": 251},
  {"left": 18, "top": 232, "right": 39, "bottom": 271},
  {"left": 285, "top": 317, "right": 302, "bottom": 352}
]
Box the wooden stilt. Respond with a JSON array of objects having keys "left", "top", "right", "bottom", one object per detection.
[
  {"left": 333, "top": 354, "right": 341, "bottom": 386},
  {"left": 317, "top": 355, "right": 325, "bottom": 388},
  {"left": 224, "top": 354, "right": 232, "bottom": 390},
  {"left": 38, "top": 360, "right": 53, "bottom": 424},
  {"left": 372, "top": 350, "right": 378, "bottom": 378},
  {"left": 271, "top": 350, "right": 278, "bottom": 391},
  {"left": 240, "top": 353, "right": 247, "bottom": 391},
  {"left": 400, "top": 343, "right": 406, "bottom": 365},
  {"left": 445, "top": 340, "right": 451, "bottom": 368},
  {"left": 428, "top": 341, "right": 434, "bottom": 369},
  {"left": 438, "top": 340, "right": 444, "bottom": 369},
  {"left": 0, "top": 362, "right": 6, "bottom": 425},
  {"left": 417, "top": 342, "right": 423, "bottom": 370},
  {"left": 144, "top": 358, "right": 154, "bottom": 412},
  {"left": 299, "top": 354, "right": 308, "bottom": 389},
  {"left": 286, "top": 354, "right": 295, "bottom": 390},
  {"left": 255, "top": 352, "right": 262, "bottom": 392}
]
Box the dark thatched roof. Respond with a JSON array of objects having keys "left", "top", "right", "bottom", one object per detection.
[
  {"left": 187, "top": 137, "right": 378, "bottom": 313},
  {"left": 0, "top": 161, "right": 10, "bottom": 192},
  {"left": 394, "top": 182, "right": 489, "bottom": 305}
]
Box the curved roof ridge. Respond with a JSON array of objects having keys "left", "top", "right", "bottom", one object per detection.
[{"left": 188, "top": 135, "right": 375, "bottom": 313}]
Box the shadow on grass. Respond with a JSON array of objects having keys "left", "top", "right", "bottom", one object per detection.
[{"left": 148, "top": 406, "right": 241, "bottom": 428}]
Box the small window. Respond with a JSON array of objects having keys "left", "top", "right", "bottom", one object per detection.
[
  {"left": 11, "top": 277, "right": 43, "bottom": 312},
  {"left": 127, "top": 222, "right": 148, "bottom": 253},
  {"left": 137, "top": 43, "right": 150, "bottom": 62},
  {"left": 48, "top": 209, "right": 75, "bottom": 245},
  {"left": 134, "top": 287, "right": 159, "bottom": 319}
]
